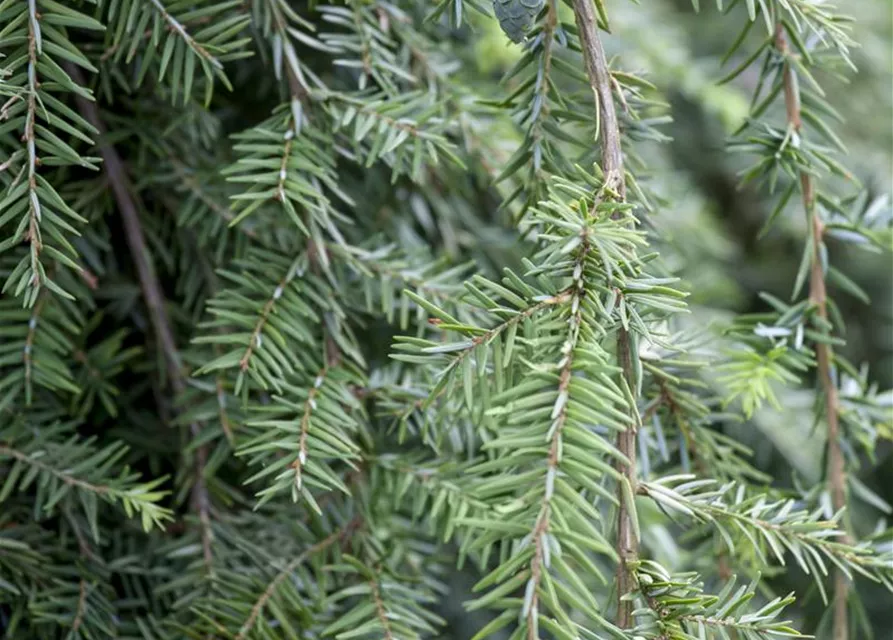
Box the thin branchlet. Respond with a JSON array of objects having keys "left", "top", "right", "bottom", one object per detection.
[
  {"left": 775, "top": 23, "right": 849, "bottom": 640},
  {"left": 65, "top": 63, "right": 214, "bottom": 571},
  {"left": 525, "top": 234, "right": 589, "bottom": 639},
  {"left": 25, "top": 0, "right": 42, "bottom": 288},
  {"left": 571, "top": 0, "right": 638, "bottom": 627}
]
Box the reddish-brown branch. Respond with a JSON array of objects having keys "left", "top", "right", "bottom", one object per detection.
[
  {"left": 66, "top": 67, "right": 182, "bottom": 387},
  {"left": 71, "top": 579, "right": 88, "bottom": 633},
  {"left": 775, "top": 25, "right": 848, "bottom": 640},
  {"left": 574, "top": 0, "right": 625, "bottom": 199},
  {"left": 65, "top": 64, "right": 214, "bottom": 570},
  {"left": 572, "top": 0, "right": 636, "bottom": 628},
  {"left": 614, "top": 325, "right": 638, "bottom": 628}
]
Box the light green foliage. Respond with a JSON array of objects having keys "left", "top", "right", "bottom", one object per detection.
[
  {"left": 641, "top": 476, "right": 893, "bottom": 592},
  {"left": 634, "top": 562, "right": 801, "bottom": 639},
  {"left": 0, "top": 0, "right": 890, "bottom": 639},
  {"left": 0, "top": 417, "right": 171, "bottom": 534}
]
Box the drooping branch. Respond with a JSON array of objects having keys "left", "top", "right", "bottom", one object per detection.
[
  {"left": 65, "top": 66, "right": 182, "bottom": 387},
  {"left": 774, "top": 25, "right": 848, "bottom": 640},
  {"left": 64, "top": 63, "right": 214, "bottom": 570},
  {"left": 571, "top": 0, "right": 638, "bottom": 628}
]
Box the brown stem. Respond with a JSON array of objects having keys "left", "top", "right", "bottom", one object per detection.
[
  {"left": 64, "top": 64, "right": 214, "bottom": 570},
  {"left": 574, "top": 0, "right": 625, "bottom": 199},
  {"left": 775, "top": 25, "right": 848, "bottom": 640},
  {"left": 572, "top": 0, "right": 637, "bottom": 628},
  {"left": 370, "top": 577, "right": 395, "bottom": 640},
  {"left": 614, "top": 327, "right": 638, "bottom": 628},
  {"left": 66, "top": 66, "right": 181, "bottom": 386},
  {"left": 71, "top": 579, "right": 88, "bottom": 633}
]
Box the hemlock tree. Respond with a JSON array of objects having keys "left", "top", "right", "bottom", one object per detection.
[{"left": 0, "top": 0, "right": 890, "bottom": 639}]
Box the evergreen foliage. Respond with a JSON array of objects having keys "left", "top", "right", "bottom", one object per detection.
[{"left": 0, "top": 1, "right": 890, "bottom": 639}]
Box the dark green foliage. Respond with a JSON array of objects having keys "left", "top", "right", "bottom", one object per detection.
[{"left": 0, "top": 1, "right": 890, "bottom": 639}]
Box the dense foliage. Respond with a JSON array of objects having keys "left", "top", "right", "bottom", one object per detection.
[{"left": 0, "top": 1, "right": 890, "bottom": 639}]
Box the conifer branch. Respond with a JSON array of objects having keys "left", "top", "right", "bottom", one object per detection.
[
  {"left": 147, "top": 0, "right": 223, "bottom": 71},
  {"left": 240, "top": 278, "right": 286, "bottom": 371},
  {"left": 370, "top": 577, "right": 396, "bottom": 640},
  {"left": 638, "top": 477, "right": 893, "bottom": 589},
  {"left": 571, "top": 0, "right": 636, "bottom": 627},
  {"left": 334, "top": 245, "right": 464, "bottom": 304},
  {"left": 774, "top": 23, "right": 848, "bottom": 640},
  {"left": 235, "top": 252, "right": 305, "bottom": 374},
  {"left": 293, "top": 365, "right": 328, "bottom": 489},
  {"left": 65, "top": 63, "right": 213, "bottom": 565},
  {"left": 71, "top": 578, "right": 88, "bottom": 634},
  {"left": 66, "top": 66, "right": 182, "bottom": 388},
  {"left": 235, "top": 517, "right": 361, "bottom": 639},
  {"left": 4, "top": 2, "right": 889, "bottom": 637},
  {"left": 24, "top": 0, "right": 42, "bottom": 286},
  {"left": 22, "top": 292, "right": 47, "bottom": 401},
  {"left": 168, "top": 159, "right": 258, "bottom": 239},
  {"left": 637, "top": 562, "right": 802, "bottom": 639},
  {"left": 396, "top": 290, "right": 570, "bottom": 419},
  {"left": 326, "top": 92, "right": 425, "bottom": 136},
  {"left": 0, "top": 439, "right": 169, "bottom": 530},
  {"left": 0, "top": 444, "right": 111, "bottom": 496},
  {"left": 530, "top": 1, "right": 557, "bottom": 173},
  {"left": 524, "top": 240, "right": 589, "bottom": 640}
]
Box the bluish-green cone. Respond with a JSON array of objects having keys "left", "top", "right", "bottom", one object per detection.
[{"left": 493, "top": 0, "right": 545, "bottom": 43}]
